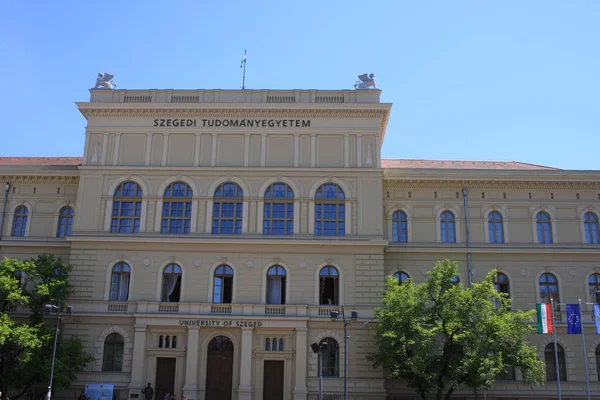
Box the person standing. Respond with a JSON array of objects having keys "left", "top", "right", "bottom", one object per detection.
[{"left": 141, "top": 384, "right": 153, "bottom": 400}]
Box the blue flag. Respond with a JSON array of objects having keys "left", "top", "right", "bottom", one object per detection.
[
  {"left": 566, "top": 304, "right": 582, "bottom": 334},
  {"left": 594, "top": 304, "right": 600, "bottom": 334}
]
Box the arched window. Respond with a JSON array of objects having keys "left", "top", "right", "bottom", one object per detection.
[
  {"left": 488, "top": 211, "right": 504, "bottom": 243},
  {"left": 536, "top": 212, "right": 553, "bottom": 244},
  {"left": 545, "top": 343, "right": 566, "bottom": 381},
  {"left": 213, "top": 265, "right": 233, "bottom": 304},
  {"left": 392, "top": 211, "right": 408, "bottom": 243},
  {"left": 440, "top": 211, "right": 456, "bottom": 243},
  {"left": 161, "top": 264, "right": 182, "bottom": 302},
  {"left": 159, "top": 335, "right": 164, "bottom": 348},
  {"left": 584, "top": 212, "right": 600, "bottom": 244},
  {"left": 595, "top": 345, "right": 600, "bottom": 381},
  {"left": 102, "top": 333, "right": 124, "bottom": 372},
  {"left": 319, "top": 266, "right": 339, "bottom": 305},
  {"left": 315, "top": 184, "right": 345, "bottom": 236},
  {"left": 450, "top": 275, "right": 460, "bottom": 285},
  {"left": 539, "top": 272, "right": 560, "bottom": 318},
  {"left": 493, "top": 272, "right": 510, "bottom": 297},
  {"left": 12, "top": 206, "right": 28, "bottom": 237},
  {"left": 111, "top": 182, "right": 142, "bottom": 233},
  {"left": 319, "top": 337, "right": 340, "bottom": 377},
  {"left": 393, "top": 271, "right": 410, "bottom": 284},
  {"left": 212, "top": 183, "right": 243, "bottom": 234},
  {"left": 265, "top": 338, "right": 271, "bottom": 351},
  {"left": 264, "top": 183, "right": 294, "bottom": 235},
  {"left": 109, "top": 262, "right": 130, "bottom": 301},
  {"left": 279, "top": 338, "right": 284, "bottom": 351},
  {"left": 162, "top": 182, "right": 192, "bottom": 234},
  {"left": 588, "top": 273, "right": 600, "bottom": 299},
  {"left": 56, "top": 206, "right": 74, "bottom": 237},
  {"left": 266, "top": 266, "right": 286, "bottom": 305}
]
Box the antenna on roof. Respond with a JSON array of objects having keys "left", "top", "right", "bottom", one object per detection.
[{"left": 240, "top": 50, "right": 247, "bottom": 90}]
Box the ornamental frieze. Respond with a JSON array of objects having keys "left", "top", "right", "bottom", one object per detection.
[
  {"left": 383, "top": 179, "right": 600, "bottom": 190},
  {"left": 0, "top": 176, "right": 79, "bottom": 185}
]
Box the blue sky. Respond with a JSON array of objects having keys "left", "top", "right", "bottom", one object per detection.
[{"left": 1, "top": 1, "right": 599, "bottom": 169}]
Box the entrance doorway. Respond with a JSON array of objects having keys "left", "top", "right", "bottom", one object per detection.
[
  {"left": 155, "top": 357, "right": 176, "bottom": 400},
  {"left": 263, "top": 360, "right": 284, "bottom": 400},
  {"left": 205, "top": 336, "right": 234, "bottom": 400}
]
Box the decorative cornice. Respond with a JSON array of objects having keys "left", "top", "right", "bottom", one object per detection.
[
  {"left": 0, "top": 176, "right": 79, "bottom": 184},
  {"left": 383, "top": 179, "right": 600, "bottom": 190},
  {"left": 80, "top": 108, "right": 390, "bottom": 137}
]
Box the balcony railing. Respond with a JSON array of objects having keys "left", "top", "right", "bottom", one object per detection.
[{"left": 47, "top": 301, "right": 376, "bottom": 320}]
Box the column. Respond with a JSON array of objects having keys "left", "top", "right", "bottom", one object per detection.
[
  {"left": 260, "top": 133, "right": 267, "bottom": 167},
  {"left": 161, "top": 133, "right": 169, "bottom": 166},
  {"left": 193, "top": 133, "right": 202, "bottom": 167},
  {"left": 237, "top": 327, "right": 253, "bottom": 400},
  {"left": 356, "top": 134, "right": 363, "bottom": 167},
  {"left": 112, "top": 133, "right": 121, "bottom": 165},
  {"left": 82, "top": 131, "right": 91, "bottom": 165},
  {"left": 243, "top": 133, "right": 250, "bottom": 167},
  {"left": 344, "top": 134, "right": 350, "bottom": 168},
  {"left": 101, "top": 132, "right": 109, "bottom": 165},
  {"left": 145, "top": 133, "right": 153, "bottom": 166},
  {"left": 183, "top": 327, "right": 200, "bottom": 400},
  {"left": 293, "top": 133, "right": 299, "bottom": 167},
  {"left": 310, "top": 134, "right": 316, "bottom": 167},
  {"left": 128, "top": 325, "right": 148, "bottom": 393},
  {"left": 293, "top": 327, "right": 308, "bottom": 400},
  {"left": 210, "top": 133, "right": 218, "bottom": 166}
]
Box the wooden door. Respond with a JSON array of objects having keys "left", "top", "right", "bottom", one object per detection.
[
  {"left": 205, "top": 336, "right": 234, "bottom": 400},
  {"left": 155, "top": 358, "right": 176, "bottom": 400},
  {"left": 263, "top": 360, "right": 284, "bottom": 400}
]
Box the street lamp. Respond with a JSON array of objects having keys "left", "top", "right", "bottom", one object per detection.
[
  {"left": 330, "top": 305, "right": 358, "bottom": 400},
  {"left": 310, "top": 341, "right": 328, "bottom": 400},
  {"left": 0, "top": 182, "right": 11, "bottom": 241},
  {"left": 44, "top": 304, "right": 73, "bottom": 400}
]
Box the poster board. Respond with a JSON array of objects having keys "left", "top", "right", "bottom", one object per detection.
[{"left": 84, "top": 384, "right": 115, "bottom": 400}]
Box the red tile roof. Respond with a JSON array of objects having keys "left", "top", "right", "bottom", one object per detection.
[
  {"left": 0, "top": 157, "right": 558, "bottom": 170},
  {"left": 0, "top": 157, "right": 83, "bottom": 166},
  {"left": 381, "top": 159, "right": 559, "bottom": 170}
]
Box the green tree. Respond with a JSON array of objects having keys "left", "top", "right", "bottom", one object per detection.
[
  {"left": 368, "top": 259, "right": 544, "bottom": 400},
  {"left": 0, "top": 255, "right": 93, "bottom": 398}
]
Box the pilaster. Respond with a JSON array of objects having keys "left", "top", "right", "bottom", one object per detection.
[
  {"left": 237, "top": 327, "right": 253, "bottom": 400},
  {"left": 293, "top": 327, "right": 308, "bottom": 400},
  {"left": 128, "top": 324, "right": 148, "bottom": 393}
]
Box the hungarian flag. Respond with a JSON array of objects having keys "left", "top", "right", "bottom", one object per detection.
[{"left": 537, "top": 303, "right": 554, "bottom": 334}]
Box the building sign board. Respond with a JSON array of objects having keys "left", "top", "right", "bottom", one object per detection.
[{"left": 153, "top": 118, "right": 311, "bottom": 128}]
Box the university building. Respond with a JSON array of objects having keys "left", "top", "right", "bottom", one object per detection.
[{"left": 1, "top": 86, "right": 600, "bottom": 400}]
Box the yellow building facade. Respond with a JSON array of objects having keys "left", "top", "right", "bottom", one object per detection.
[{"left": 1, "top": 88, "right": 599, "bottom": 400}]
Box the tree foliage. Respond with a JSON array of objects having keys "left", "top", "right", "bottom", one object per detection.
[
  {"left": 368, "top": 259, "right": 544, "bottom": 400},
  {"left": 0, "top": 255, "right": 93, "bottom": 398}
]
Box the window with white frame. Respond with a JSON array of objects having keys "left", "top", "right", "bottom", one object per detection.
[
  {"left": 162, "top": 264, "right": 182, "bottom": 302},
  {"left": 319, "top": 266, "right": 339, "bottom": 305},
  {"left": 212, "top": 183, "right": 243, "bottom": 234},
  {"left": 110, "top": 262, "right": 130, "bottom": 301},
  {"left": 213, "top": 265, "right": 233, "bottom": 303},
  {"left": 487, "top": 211, "right": 504, "bottom": 243},
  {"left": 315, "top": 184, "right": 345, "bottom": 236},
  {"left": 111, "top": 182, "right": 142, "bottom": 233},
  {"left": 56, "top": 206, "right": 74, "bottom": 237},
  {"left": 266, "top": 265, "right": 286, "bottom": 304},
  {"left": 536, "top": 212, "right": 553, "bottom": 244},
  {"left": 12, "top": 206, "right": 28, "bottom": 237},
  {"left": 584, "top": 212, "right": 599, "bottom": 244},
  {"left": 263, "top": 183, "right": 294, "bottom": 235},
  {"left": 162, "top": 182, "right": 192, "bottom": 234},
  {"left": 440, "top": 211, "right": 456, "bottom": 243},
  {"left": 392, "top": 211, "right": 408, "bottom": 243}
]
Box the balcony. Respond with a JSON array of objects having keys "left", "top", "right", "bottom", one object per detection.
[{"left": 36, "top": 300, "right": 376, "bottom": 320}]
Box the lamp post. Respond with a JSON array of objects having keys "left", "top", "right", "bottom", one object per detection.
[
  {"left": 330, "top": 305, "right": 358, "bottom": 400},
  {"left": 0, "top": 182, "right": 11, "bottom": 241},
  {"left": 44, "top": 304, "right": 73, "bottom": 400},
  {"left": 310, "top": 341, "right": 328, "bottom": 400}
]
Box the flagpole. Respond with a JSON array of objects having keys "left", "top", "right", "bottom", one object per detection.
[
  {"left": 579, "top": 299, "right": 591, "bottom": 400},
  {"left": 551, "top": 299, "right": 562, "bottom": 400},
  {"left": 242, "top": 49, "right": 247, "bottom": 90}
]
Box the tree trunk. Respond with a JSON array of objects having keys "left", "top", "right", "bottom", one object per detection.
[{"left": 444, "top": 386, "right": 455, "bottom": 400}]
